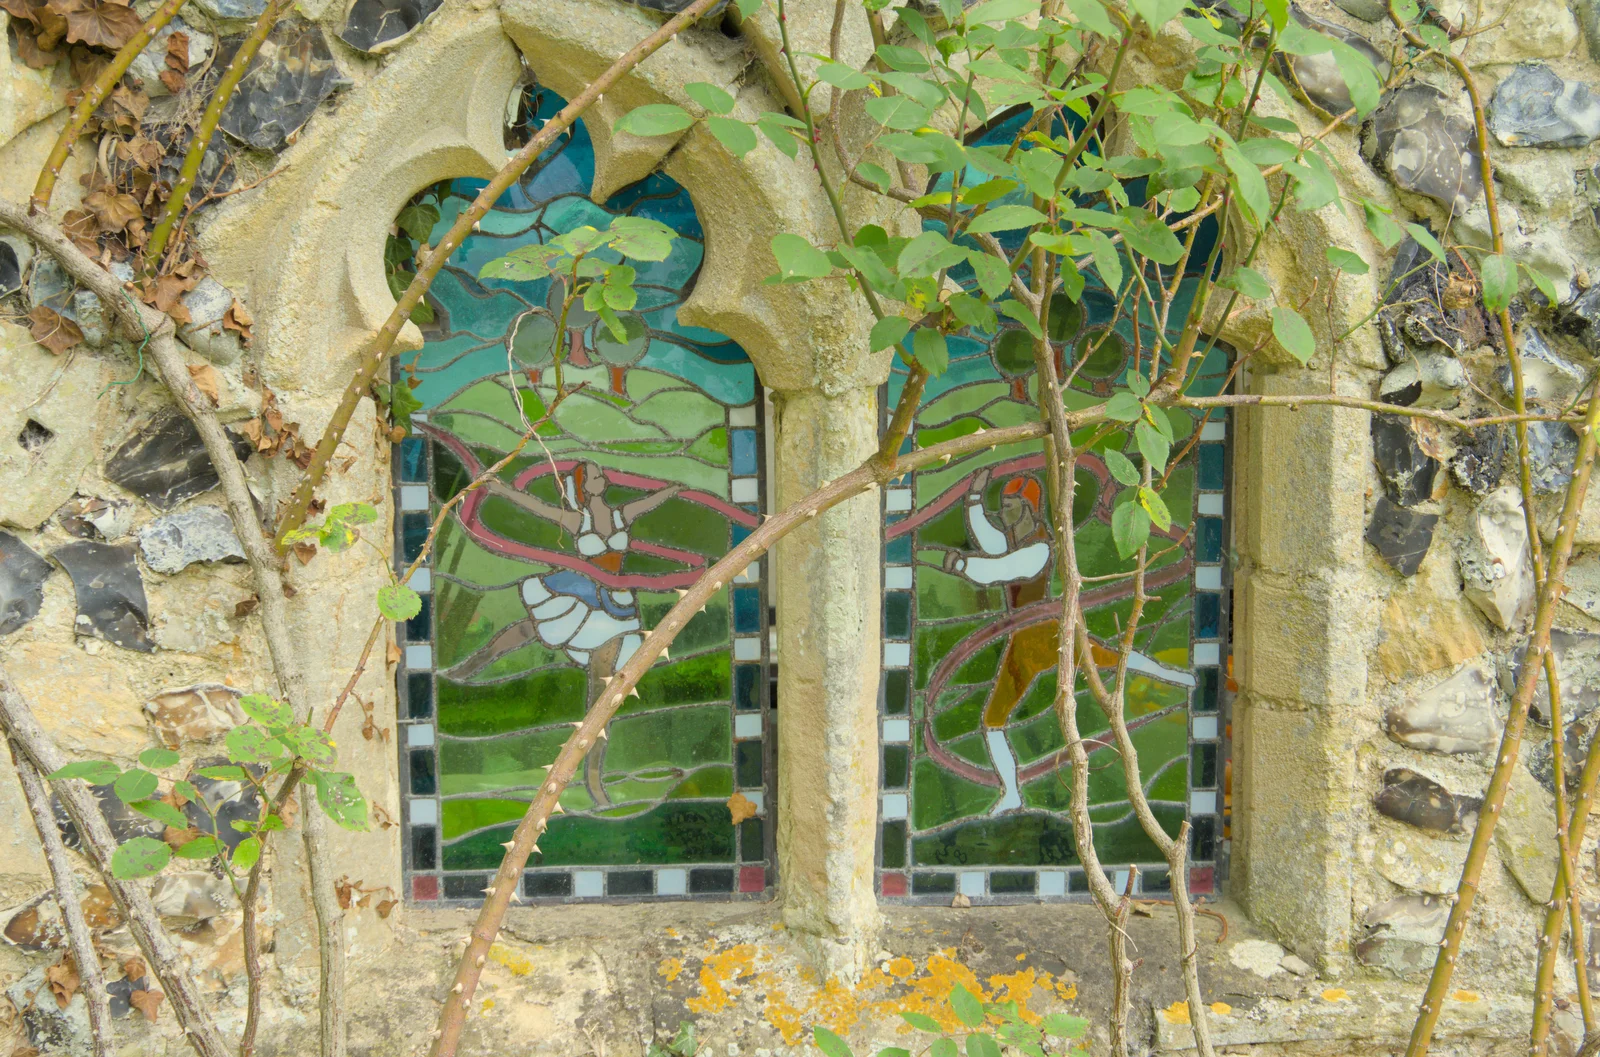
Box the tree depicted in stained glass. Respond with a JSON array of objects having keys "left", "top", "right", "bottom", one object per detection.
[
  {"left": 392, "top": 83, "right": 771, "bottom": 903},
  {"left": 878, "top": 109, "right": 1229, "bottom": 902}
]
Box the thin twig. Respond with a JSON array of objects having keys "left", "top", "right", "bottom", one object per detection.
[{"left": 240, "top": 763, "right": 307, "bottom": 1057}]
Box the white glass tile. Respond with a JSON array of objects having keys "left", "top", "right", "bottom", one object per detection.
[
  {"left": 1038, "top": 871, "right": 1066, "bottom": 897},
  {"left": 409, "top": 799, "right": 438, "bottom": 825},
  {"left": 1194, "top": 642, "right": 1221, "bottom": 665},
  {"left": 399, "top": 485, "right": 430, "bottom": 511},
  {"left": 573, "top": 871, "right": 603, "bottom": 898},
  {"left": 959, "top": 871, "right": 985, "bottom": 897},
  {"left": 1112, "top": 868, "right": 1133, "bottom": 895},
  {"left": 1192, "top": 716, "right": 1219, "bottom": 740},
  {"left": 1197, "top": 493, "right": 1224, "bottom": 516},
  {"left": 404, "top": 644, "right": 433, "bottom": 670},
  {"left": 731, "top": 477, "right": 760, "bottom": 504},
  {"left": 881, "top": 793, "right": 908, "bottom": 820},
  {"left": 884, "top": 566, "right": 913, "bottom": 590},
  {"left": 734, "top": 714, "right": 763, "bottom": 739},
  {"left": 735, "top": 563, "right": 760, "bottom": 583},
  {"left": 882, "top": 719, "right": 911, "bottom": 743},
  {"left": 1201, "top": 421, "right": 1226, "bottom": 441},
  {"left": 886, "top": 488, "right": 913, "bottom": 513},
  {"left": 408, "top": 567, "right": 431, "bottom": 593},
  {"left": 1190, "top": 790, "right": 1218, "bottom": 814},
  {"left": 729, "top": 405, "right": 757, "bottom": 428},
  {"left": 884, "top": 642, "right": 911, "bottom": 667},
  {"left": 1195, "top": 566, "right": 1222, "bottom": 590},
  {"left": 406, "top": 724, "right": 434, "bottom": 748},
  {"left": 741, "top": 790, "right": 765, "bottom": 814},
  {"left": 734, "top": 637, "right": 762, "bottom": 661},
  {"left": 656, "top": 869, "right": 687, "bottom": 896}
]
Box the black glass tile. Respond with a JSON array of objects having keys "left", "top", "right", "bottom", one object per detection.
[
  {"left": 884, "top": 670, "right": 910, "bottom": 714},
  {"left": 740, "top": 818, "right": 764, "bottom": 861},
  {"left": 912, "top": 872, "right": 954, "bottom": 895},
  {"left": 404, "top": 594, "right": 432, "bottom": 642},
  {"left": 401, "top": 513, "right": 429, "bottom": 562},
  {"left": 735, "top": 741, "right": 763, "bottom": 787},
  {"left": 1143, "top": 867, "right": 1171, "bottom": 893},
  {"left": 733, "top": 587, "right": 762, "bottom": 633},
  {"left": 1191, "top": 744, "right": 1217, "bottom": 787},
  {"left": 1190, "top": 816, "right": 1216, "bottom": 861},
  {"left": 1198, "top": 444, "right": 1226, "bottom": 490},
  {"left": 1068, "top": 870, "right": 1091, "bottom": 894},
  {"left": 690, "top": 868, "right": 735, "bottom": 894},
  {"left": 735, "top": 664, "right": 761, "bottom": 710},
  {"left": 883, "top": 745, "right": 909, "bottom": 788},
  {"left": 1195, "top": 592, "right": 1220, "bottom": 639},
  {"left": 1195, "top": 516, "right": 1223, "bottom": 563},
  {"left": 408, "top": 749, "right": 436, "bottom": 795},
  {"left": 608, "top": 871, "right": 652, "bottom": 896},
  {"left": 397, "top": 436, "right": 427, "bottom": 482},
  {"left": 443, "top": 874, "right": 487, "bottom": 899},
  {"left": 731, "top": 523, "right": 753, "bottom": 547},
  {"left": 991, "top": 871, "right": 1035, "bottom": 895},
  {"left": 1194, "top": 668, "right": 1219, "bottom": 712},
  {"left": 886, "top": 535, "right": 913, "bottom": 563},
  {"left": 524, "top": 872, "right": 572, "bottom": 898},
  {"left": 407, "top": 672, "right": 434, "bottom": 719},
  {"left": 885, "top": 592, "right": 912, "bottom": 638},
  {"left": 881, "top": 820, "right": 907, "bottom": 869},
  {"left": 410, "top": 825, "right": 437, "bottom": 869}
]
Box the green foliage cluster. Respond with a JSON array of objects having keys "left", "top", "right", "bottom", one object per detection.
[{"left": 813, "top": 983, "right": 1089, "bottom": 1057}]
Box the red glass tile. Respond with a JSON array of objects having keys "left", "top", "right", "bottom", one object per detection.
[
  {"left": 1189, "top": 866, "right": 1214, "bottom": 895},
  {"left": 880, "top": 872, "right": 908, "bottom": 897},
  {"left": 413, "top": 875, "right": 440, "bottom": 901},
  {"left": 738, "top": 866, "right": 765, "bottom": 893}
]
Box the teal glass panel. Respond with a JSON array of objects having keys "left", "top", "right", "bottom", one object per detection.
[
  {"left": 395, "top": 80, "right": 771, "bottom": 905},
  {"left": 878, "top": 107, "right": 1230, "bottom": 904}
]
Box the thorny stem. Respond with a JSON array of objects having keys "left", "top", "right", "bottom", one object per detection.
[
  {"left": 143, "top": 0, "right": 291, "bottom": 277},
  {"left": 30, "top": 0, "right": 187, "bottom": 212},
  {"left": 8, "top": 741, "right": 114, "bottom": 1057},
  {"left": 273, "top": 0, "right": 725, "bottom": 551},
  {"left": 240, "top": 763, "right": 307, "bottom": 1057}
]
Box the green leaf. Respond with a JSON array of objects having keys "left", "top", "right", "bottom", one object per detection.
[
  {"left": 1263, "top": 0, "right": 1289, "bottom": 28},
  {"left": 1058, "top": 258, "right": 1085, "bottom": 303},
  {"left": 175, "top": 835, "right": 224, "bottom": 860},
  {"left": 870, "top": 316, "right": 912, "bottom": 353},
  {"left": 1104, "top": 448, "right": 1140, "bottom": 486},
  {"left": 1136, "top": 421, "right": 1171, "bottom": 474},
  {"left": 1117, "top": 207, "right": 1184, "bottom": 264},
  {"left": 239, "top": 693, "right": 295, "bottom": 729},
  {"left": 969, "top": 254, "right": 1011, "bottom": 300},
  {"left": 960, "top": 179, "right": 1018, "bottom": 207},
  {"left": 1105, "top": 392, "right": 1143, "bottom": 422},
  {"left": 129, "top": 798, "right": 189, "bottom": 830},
  {"left": 866, "top": 94, "right": 933, "bottom": 131},
  {"left": 816, "top": 62, "right": 872, "bottom": 91},
  {"left": 1363, "top": 202, "right": 1405, "bottom": 249},
  {"left": 1325, "top": 247, "right": 1369, "bottom": 275},
  {"left": 1523, "top": 262, "right": 1560, "bottom": 306},
  {"left": 814, "top": 1027, "right": 855, "bottom": 1057},
  {"left": 913, "top": 328, "right": 950, "bottom": 375},
  {"left": 608, "top": 216, "right": 677, "bottom": 261},
  {"left": 931, "top": 1041, "right": 959, "bottom": 1057},
  {"left": 684, "top": 81, "right": 735, "bottom": 115},
  {"left": 1331, "top": 41, "right": 1380, "bottom": 116},
  {"left": 769, "top": 234, "right": 834, "bottom": 282},
  {"left": 1126, "top": 372, "right": 1151, "bottom": 398},
  {"left": 279, "top": 725, "right": 338, "bottom": 767},
  {"left": 875, "top": 1050, "right": 913, "bottom": 1057},
  {"left": 111, "top": 837, "right": 171, "bottom": 880},
  {"left": 1221, "top": 144, "right": 1270, "bottom": 230},
  {"left": 966, "top": 205, "right": 1049, "bottom": 234},
  {"left": 1129, "top": 0, "right": 1186, "bottom": 29},
  {"left": 948, "top": 293, "right": 998, "bottom": 333},
  {"left": 898, "top": 231, "right": 969, "bottom": 278},
  {"left": 1481, "top": 253, "right": 1516, "bottom": 313},
  {"left": 226, "top": 725, "right": 286, "bottom": 764},
  {"left": 1112, "top": 497, "right": 1152, "bottom": 558},
  {"left": 967, "top": 1035, "right": 1002, "bottom": 1057},
  {"left": 1063, "top": 0, "right": 1116, "bottom": 35},
  {"left": 614, "top": 104, "right": 694, "bottom": 137},
  {"left": 996, "top": 300, "right": 1043, "bottom": 339},
  {"left": 173, "top": 780, "right": 199, "bottom": 803},
  {"left": 757, "top": 111, "right": 805, "bottom": 158},
  {"left": 1270, "top": 306, "right": 1316, "bottom": 363},
  {"left": 1087, "top": 229, "right": 1123, "bottom": 293},
  {"left": 310, "top": 771, "right": 368, "bottom": 831},
  {"left": 231, "top": 836, "right": 262, "bottom": 872},
  {"left": 1227, "top": 266, "right": 1271, "bottom": 300},
  {"left": 46, "top": 760, "right": 122, "bottom": 785},
  {"left": 377, "top": 583, "right": 423, "bottom": 622},
  {"left": 1042, "top": 1013, "right": 1090, "bottom": 1038},
  {"left": 113, "top": 768, "right": 158, "bottom": 804},
  {"left": 386, "top": 379, "right": 424, "bottom": 432},
  {"left": 966, "top": 0, "right": 1036, "bottom": 21},
  {"left": 875, "top": 44, "right": 931, "bottom": 72},
  {"left": 395, "top": 202, "right": 439, "bottom": 242},
  {"left": 857, "top": 162, "right": 892, "bottom": 192},
  {"left": 706, "top": 116, "right": 758, "bottom": 157},
  {"left": 196, "top": 765, "right": 249, "bottom": 781},
  {"left": 899, "top": 1011, "right": 943, "bottom": 1032},
  {"left": 1139, "top": 486, "right": 1173, "bottom": 531},
  {"left": 951, "top": 984, "right": 985, "bottom": 1028},
  {"left": 1405, "top": 223, "right": 1446, "bottom": 262}
]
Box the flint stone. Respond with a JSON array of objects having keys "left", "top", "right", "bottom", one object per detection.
[
  {"left": 1489, "top": 63, "right": 1600, "bottom": 148},
  {"left": 137, "top": 506, "right": 245, "bottom": 574},
  {"left": 146, "top": 684, "right": 246, "bottom": 747},
  {"left": 0, "top": 240, "right": 19, "bottom": 297},
  {"left": 1331, "top": 0, "right": 1386, "bottom": 18},
  {"left": 1528, "top": 707, "right": 1599, "bottom": 796},
  {"left": 105, "top": 412, "right": 252, "bottom": 510},
  {"left": 193, "top": 0, "right": 266, "bottom": 18},
  {"left": 1364, "top": 83, "right": 1485, "bottom": 215},
  {"left": 6, "top": 967, "right": 92, "bottom": 1057},
  {"left": 178, "top": 278, "right": 244, "bottom": 364},
  {"left": 54, "top": 495, "right": 132, "bottom": 541},
  {"left": 52, "top": 541, "right": 153, "bottom": 652},
  {"left": 0, "top": 531, "right": 51, "bottom": 636},
  {"left": 219, "top": 22, "right": 350, "bottom": 153},
  {"left": 151, "top": 871, "right": 234, "bottom": 923},
  {"left": 51, "top": 783, "right": 164, "bottom": 854},
  {"left": 1386, "top": 664, "right": 1500, "bottom": 755},
  {"left": 1497, "top": 327, "right": 1585, "bottom": 405},
  {"left": 1528, "top": 421, "right": 1580, "bottom": 494},
  {"left": 1355, "top": 894, "right": 1450, "bottom": 975},
  {"left": 1460, "top": 485, "right": 1536, "bottom": 630},
  {"left": 107, "top": 971, "right": 152, "bottom": 1019},
  {"left": 1381, "top": 352, "right": 1465, "bottom": 408},
  {"left": 1452, "top": 425, "right": 1508, "bottom": 494},
  {"left": 1372, "top": 414, "right": 1439, "bottom": 507},
  {"left": 338, "top": 0, "right": 442, "bottom": 53},
  {"left": 1562, "top": 551, "right": 1600, "bottom": 620},
  {"left": 129, "top": 19, "right": 213, "bottom": 98},
  {"left": 1365, "top": 496, "right": 1437, "bottom": 575},
  {"left": 1496, "top": 765, "right": 1559, "bottom": 904},
  {"left": 1374, "top": 767, "right": 1482, "bottom": 834},
  {"left": 1374, "top": 828, "right": 1468, "bottom": 894},
  {"left": 1506, "top": 629, "right": 1600, "bottom": 726},
  {"left": 1276, "top": 9, "right": 1388, "bottom": 122},
  {"left": 185, "top": 757, "right": 262, "bottom": 852}
]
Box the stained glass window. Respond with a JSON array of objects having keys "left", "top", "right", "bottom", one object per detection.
[
  {"left": 876, "top": 109, "right": 1231, "bottom": 903},
  {"left": 392, "top": 82, "right": 772, "bottom": 904}
]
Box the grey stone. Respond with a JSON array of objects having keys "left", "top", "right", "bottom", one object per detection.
[
  {"left": 50, "top": 783, "right": 164, "bottom": 853},
  {"left": 1380, "top": 352, "right": 1465, "bottom": 408},
  {"left": 106, "top": 968, "right": 152, "bottom": 1019},
  {"left": 1527, "top": 707, "right": 1599, "bottom": 796},
  {"left": 137, "top": 506, "right": 245, "bottom": 574},
  {"left": 1385, "top": 664, "right": 1500, "bottom": 755},
  {"left": 1562, "top": 282, "right": 1600, "bottom": 348},
  {"left": 1563, "top": 551, "right": 1600, "bottom": 620},
  {"left": 1279, "top": 953, "right": 1315, "bottom": 976},
  {"left": 54, "top": 495, "right": 133, "bottom": 540},
  {"left": 1373, "top": 827, "right": 1469, "bottom": 894},
  {"left": 1374, "top": 767, "right": 1481, "bottom": 834},
  {"left": 145, "top": 684, "right": 246, "bottom": 747},
  {"left": 0, "top": 531, "right": 51, "bottom": 636},
  {"left": 52, "top": 540, "right": 154, "bottom": 652},
  {"left": 192, "top": 0, "right": 266, "bottom": 18},
  {"left": 1276, "top": 10, "right": 1388, "bottom": 123},
  {"left": 178, "top": 277, "right": 244, "bottom": 365},
  {"left": 1506, "top": 629, "right": 1600, "bottom": 726},
  {"left": 1452, "top": 425, "right": 1509, "bottom": 494},
  {"left": 1355, "top": 894, "right": 1450, "bottom": 975},
  {"left": 1489, "top": 63, "right": 1600, "bottom": 148},
  {"left": 1527, "top": 421, "right": 1580, "bottom": 493},
  {"left": 1497, "top": 328, "right": 1586, "bottom": 405},
  {"left": 1371, "top": 414, "right": 1439, "bottom": 507},
  {"left": 1363, "top": 83, "right": 1485, "bottom": 215},
  {"left": 0, "top": 239, "right": 19, "bottom": 297},
  {"left": 1460, "top": 485, "right": 1536, "bottom": 630},
  {"left": 128, "top": 19, "right": 213, "bottom": 99},
  {"left": 1365, "top": 496, "right": 1437, "bottom": 576},
  {"left": 219, "top": 21, "right": 350, "bottom": 153},
  {"left": 1496, "top": 765, "right": 1559, "bottom": 904},
  {"left": 338, "top": 0, "right": 442, "bottom": 54},
  {"left": 5, "top": 967, "right": 92, "bottom": 1057},
  {"left": 105, "top": 411, "right": 253, "bottom": 511},
  {"left": 150, "top": 871, "right": 234, "bottom": 923},
  {"left": 183, "top": 756, "right": 262, "bottom": 853}
]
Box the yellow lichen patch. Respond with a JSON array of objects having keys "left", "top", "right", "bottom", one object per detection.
[
  {"left": 887, "top": 957, "right": 917, "bottom": 980},
  {"left": 810, "top": 979, "right": 865, "bottom": 1038},
  {"left": 658, "top": 957, "right": 684, "bottom": 983},
  {"left": 480, "top": 999, "right": 495, "bottom": 1012},
  {"left": 1055, "top": 979, "right": 1079, "bottom": 1001},
  {"left": 1016, "top": 953, "right": 1027, "bottom": 962},
  {"left": 686, "top": 944, "right": 760, "bottom": 1014},
  {"left": 986, "top": 969, "right": 1044, "bottom": 1025},
  {"left": 1451, "top": 990, "right": 1480, "bottom": 1003},
  {"left": 665, "top": 927, "right": 679, "bottom": 938},
  {"left": 759, "top": 974, "right": 806, "bottom": 1045},
  {"left": 1163, "top": 1001, "right": 1192, "bottom": 1024},
  {"left": 487, "top": 943, "right": 535, "bottom": 977},
  {"left": 1210, "top": 1002, "right": 1231, "bottom": 1015},
  {"left": 887, "top": 954, "right": 991, "bottom": 1031},
  {"left": 1321, "top": 989, "right": 1349, "bottom": 1002}
]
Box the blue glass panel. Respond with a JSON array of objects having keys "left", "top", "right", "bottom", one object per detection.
[
  {"left": 733, "top": 588, "right": 762, "bottom": 634},
  {"left": 1196, "top": 517, "right": 1224, "bottom": 563},
  {"left": 731, "top": 429, "right": 758, "bottom": 475},
  {"left": 1198, "top": 445, "right": 1226, "bottom": 490},
  {"left": 398, "top": 437, "right": 427, "bottom": 482},
  {"left": 1195, "top": 593, "right": 1220, "bottom": 639},
  {"left": 406, "top": 673, "right": 433, "bottom": 719},
  {"left": 734, "top": 664, "right": 761, "bottom": 710}
]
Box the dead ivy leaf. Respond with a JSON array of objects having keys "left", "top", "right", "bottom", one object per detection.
[
  {"left": 375, "top": 899, "right": 397, "bottom": 919},
  {"left": 159, "top": 67, "right": 184, "bottom": 94},
  {"left": 0, "top": 0, "right": 46, "bottom": 22},
  {"left": 187, "top": 362, "right": 220, "bottom": 406},
  {"left": 128, "top": 987, "right": 164, "bottom": 1023},
  {"left": 162, "top": 825, "right": 200, "bottom": 850},
  {"left": 142, "top": 271, "right": 197, "bottom": 322},
  {"left": 45, "top": 959, "right": 79, "bottom": 1009},
  {"left": 60, "top": 209, "right": 99, "bottom": 253},
  {"left": 726, "top": 791, "right": 757, "bottom": 826},
  {"left": 49, "top": 0, "right": 141, "bottom": 50},
  {"left": 27, "top": 306, "right": 84, "bottom": 355},
  {"left": 234, "top": 594, "right": 260, "bottom": 618},
  {"left": 223, "top": 298, "right": 252, "bottom": 346},
  {"left": 386, "top": 637, "right": 401, "bottom": 665},
  {"left": 12, "top": 20, "right": 65, "bottom": 67},
  {"left": 292, "top": 542, "right": 317, "bottom": 565},
  {"left": 121, "top": 955, "right": 147, "bottom": 983},
  {"left": 65, "top": 42, "right": 106, "bottom": 88},
  {"left": 84, "top": 189, "right": 141, "bottom": 232},
  {"left": 333, "top": 878, "right": 354, "bottom": 910}
]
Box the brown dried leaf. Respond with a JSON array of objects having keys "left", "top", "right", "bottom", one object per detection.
[
  {"left": 386, "top": 637, "right": 401, "bottom": 665},
  {"left": 234, "top": 594, "right": 260, "bottom": 618},
  {"left": 121, "top": 955, "right": 147, "bottom": 983},
  {"left": 60, "top": 209, "right": 99, "bottom": 253},
  {"left": 27, "top": 306, "right": 84, "bottom": 355},
  {"left": 159, "top": 68, "right": 184, "bottom": 94},
  {"left": 726, "top": 791, "right": 757, "bottom": 826},
  {"left": 164, "top": 28, "right": 187, "bottom": 70},
  {"left": 333, "top": 878, "right": 354, "bottom": 910},
  {"left": 83, "top": 189, "right": 141, "bottom": 232},
  {"left": 128, "top": 987, "right": 164, "bottom": 1023},
  {"left": 12, "top": 21, "right": 65, "bottom": 68},
  {"left": 187, "top": 362, "right": 220, "bottom": 406},
  {"left": 50, "top": 0, "right": 142, "bottom": 50},
  {"left": 375, "top": 899, "right": 397, "bottom": 919},
  {"left": 162, "top": 825, "right": 199, "bottom": 850},
  {"left": 44, "top": 959, "right": 79, "bottom": 1009},
  {"left": 223, "top": 299, "right": 252, "bottom": 345},
  {"left": 280, "top": 583, "right": 296, "bottom": 598},
  {"left": 0, "top": 0, "right": 47, "bottom": 23},
  {"left": 65, "top": 42, "right": 105, "bottom": 86},
  {"left": 292, "top": 541, "right": 317, "bottom": 565},
  {"left": 142, "top": 271, "right": 197, "bottom": 322},
  {"left": 80, "top": 885, "right": 118, "bottom": 930}
]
